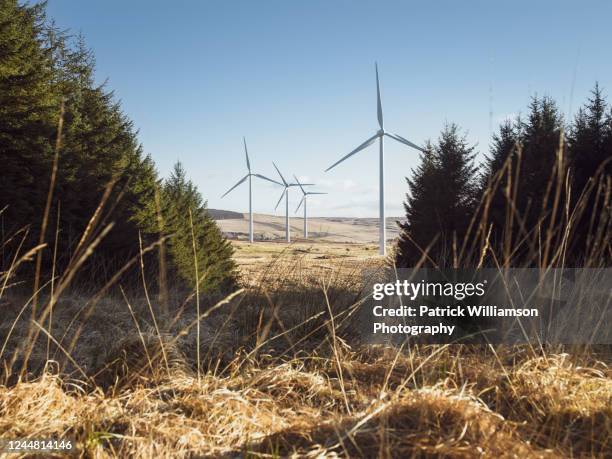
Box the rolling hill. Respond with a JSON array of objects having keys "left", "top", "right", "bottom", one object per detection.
[{"left": 209, "top": 209, "right": 404, "bottom": 243}]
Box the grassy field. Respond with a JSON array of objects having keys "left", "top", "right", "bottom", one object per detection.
[
  {"left": 230, "top": 239, "right": 384, "bottom": 281},
  {"left": 1, "top": 239, "right": 610, "bottom": 458}
]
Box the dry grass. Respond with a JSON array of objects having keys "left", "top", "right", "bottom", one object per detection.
[
  {"left": 0, "top": 333, "right": 609, "bottom": 457},
  {"left": 0, "top": 254, "right": 610, "bottom": 457},
  {"left": 230, "top": 239, "right": 383, "bottom": 283},
  {"left": 0, "top": 147, "right": 611, "bottom": 457}
]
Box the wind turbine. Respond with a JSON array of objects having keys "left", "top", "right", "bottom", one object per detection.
[
  {"left": 221, "top": 137, "right": 280, "bottom": 243},
  {"left": 272, "top": 163, "right": 313, "bottom": 243},
  {"left": 325, "top": 63, "right": 425, "bottom": 256},
  {"left": 294, "top": 175, "right": 327, "bottom": 239}
]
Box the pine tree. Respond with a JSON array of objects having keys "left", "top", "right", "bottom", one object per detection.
[
  {"left": 160, "top": 163, "right": 236, "bottom": 294},
  {"left": 481, "top": 119, "right": 520, "bottom": 187},
  {"left": 396, "top": 144, "right": 438, "bottom": 266},
  {"left": 37, "top": 20, "right": 162, "bottom": 275},
  {"left": 0, "top": 1, "right": 236, "bottom": 291},
  {"left": 518, "top": 96, "right": 565, "bottom": 230},
  {"left": 479, "top": 119, "right": 521, "bottom": 246},
  {"left": 396, "top": 124, "right": 479, "bottom": 267},
  {"left": 477, "top": 97, "right": 566, "bottom": 264},
  {"left": 567, "top": 84, "right": 612, "bottom": 259},
  {"left": 0, "top": 1, "right": 177, "bottom": 284},
  {"left": 569, "top": 83, "right": 612, "bottom": 196},
  {"left": 0, "top": 0, "right": 59, "bottom": 235}
]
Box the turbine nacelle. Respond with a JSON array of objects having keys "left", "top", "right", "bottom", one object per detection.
[
  {"left": 270, "top": 166, "right": 317, "bottom": 211},
  {"left": 221, "top": 138, "right": 280, "bottom": 198},
  {"left": 293, "top": 173, "right": 327, "bottom": 212},
  {"left": 325, "top": 63, "right": 425, "bottom": 174}
]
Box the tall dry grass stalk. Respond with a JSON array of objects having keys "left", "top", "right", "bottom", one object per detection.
[
  {"left": 189, "top": 208, "right": 201, "bottom": 383},
  {"left": 33, "top": 100, "right": 65, "bottom": 313},
  {"left": 449, "top": 138, "right": 611, "bottom": 270},
  {"left": 0, "top": 140, "right": 610, "bottom": 457},
  {"left": 154, "top": 187, "right": 168, "bottom": 315}
]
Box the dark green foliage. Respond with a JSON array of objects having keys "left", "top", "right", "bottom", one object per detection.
[
  {"left": 396, "top": 88, "right": 612, "bottom": 268},
  {"left": 395, "top": 144, "right": 438, "bottom": 265},
  {"left": 567, "top": 84, "right": 612, "bottom": 258},
  {"left": 0, "top": 1, "right": 236, "bottom": 293},
  {"left": 396, "top": 124, "right": 479, "bottom": 267},
  {"left": 480, "top": 119, "right": 521, "bottom": 193},
  {"left": 480, "top": 94, "right": 612, "bottom": 264},
  {"left": 0, "top": 0, "right": 158, "bottom": 276},
  {"left": 569, "top": 84, "right": 612, "bottom": 190},
  {"left": 476, "top": 97, "right": 566, "bottom": 262},
  {"left": 518, "top": 97, "right": 566, "bottom": 231},
  {"left": 478, "top": 119, "right": 521, "bottom": 246},
  {"left": 0, "top": 0, "right": 59, "bottom": 234},
  {"left": 156, "top": 163, "right": 236, "bottom": 293}
]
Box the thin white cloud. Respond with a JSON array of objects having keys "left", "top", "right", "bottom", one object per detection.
[{"left": 342, "top": 179, "right": 357, "bottom": 190}]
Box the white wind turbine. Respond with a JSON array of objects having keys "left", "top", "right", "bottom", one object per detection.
[
  {"left": 221, "top": 137, "right": 280, "bottom": 243},
  {"left": 294, "top": 175, "right": 327, "bottom": 239},
  {"left": 325, "top": 63, "right": 425, "bottom": 256},
  {"left": 272, "top": 163, "right": 313, "bottom": 243}
]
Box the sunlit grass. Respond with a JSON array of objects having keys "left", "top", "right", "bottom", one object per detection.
[{"left": 0, "top": 145, "right": 610, "bottom": 457}]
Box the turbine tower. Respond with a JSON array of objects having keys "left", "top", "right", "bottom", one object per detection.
[
  {"left": 294, "top": 175, "right": 327, "bottom": 238},
  {"left": 221, "top": 137, "right": 280, "bottom": 243},
  {"left": 325, "top": 63, "right": 425, "bottom": 256},
  {"left": 272, "top": 163, "right": 313, "bottom": 243}
]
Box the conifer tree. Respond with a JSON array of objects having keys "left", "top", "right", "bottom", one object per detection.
[
  {"left": 477, "top": 97, "right": 566, "bottom": 263},
  {"left": 567, "top": 84, "right": 612, "bottom": 259},
  {"left": 569, "top": 84, "right": 612, "bottom": 196},
  {"left": 0, "top": 1, "right": 196, "bottom": 285},
  {"left": 395, "top": 144, "right": 438, "bottom": 266},
  {"left": 160, "top": 163, "right": 236, "bottom": 293},
  {"left": 518, "top": 96, "right": 565, "bottom": 229},
  {"left": 0, "top": 0, "right": 59, "bottom": 234},
  {"left": 396, "top": 125, "right": 478, "bottom": 267},
  {"left": 479, "top": 119, "right": 521, "bottom": 246},
  {"left": 481, "top": 119, "right": 520, "bottom": 187}
]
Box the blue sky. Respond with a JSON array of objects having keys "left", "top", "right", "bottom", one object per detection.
[{"left": 45, "top": 1, "right": 612, "bottom": 217}]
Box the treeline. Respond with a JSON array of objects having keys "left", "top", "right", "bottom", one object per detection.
[
  {"left": 396, "top": 90, "right": 612, "bottom": 267},
  {"left": 0, "top": 1, "right": 235, "bottom": 293}
]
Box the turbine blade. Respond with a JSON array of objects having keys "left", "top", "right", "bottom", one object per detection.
[
  {"left": 293, "top": 174, "right": 306, "bottom": 194},
  {"left": 272, "top": 162, "right": 288, "bottom": 186},
  {"left": 243, "top": 137, "right": 251, "bottom": 172},
  {"left": 376, "top": 62, "right": 383, "bottom": 129},
  {"left": 253, "top": 173, "right": 281, "bottom": 185},
  {"left": 325, "top": 133, "right": 379, "bottom": 172},
  {"left": 221, "top": 174, "right": 249, "bottom": 198},
  {"left": 274, "top": 188, "right": 286, "bottom": 210},
  {"left": 385, "top": 132, "right": 425, "bottom": 152},
  {"left": 295, "top": 196, "right": 305, "bottom": 213},
  {"left": 306, "top": 192, "right": 327, "bottom": 195}
]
